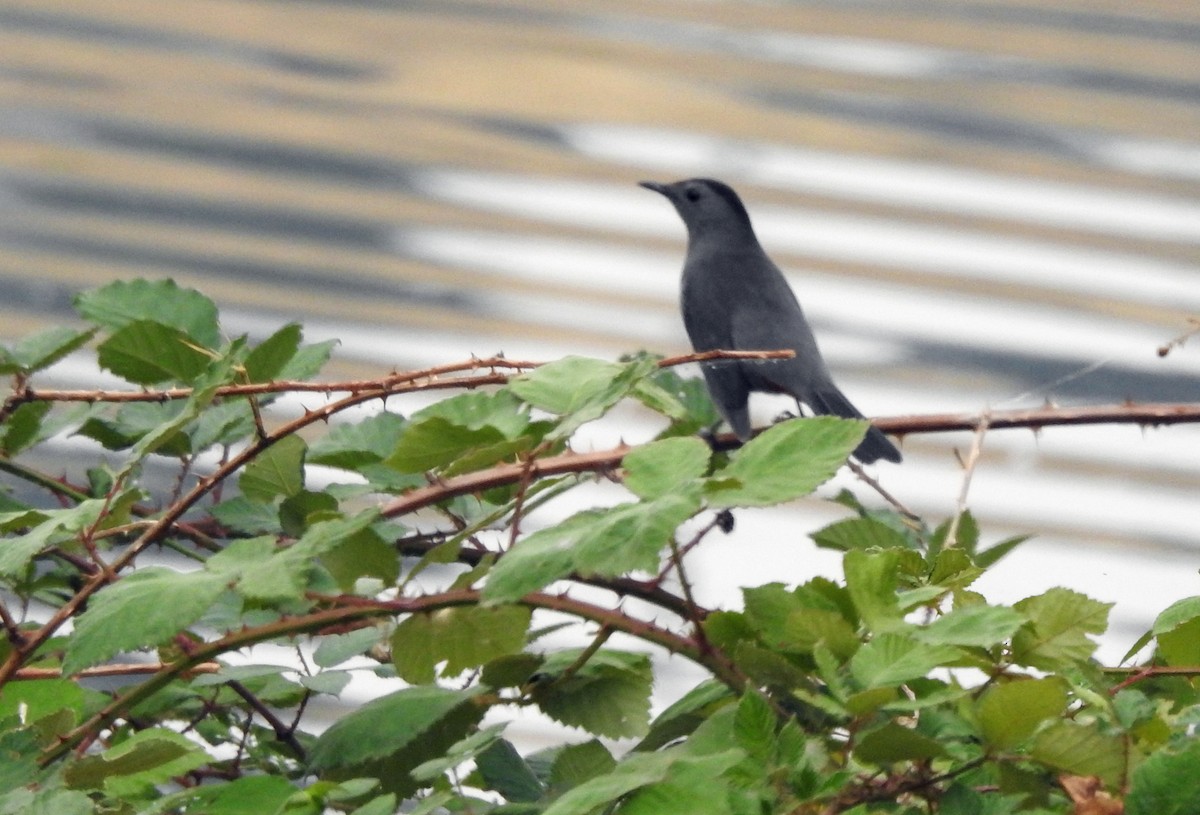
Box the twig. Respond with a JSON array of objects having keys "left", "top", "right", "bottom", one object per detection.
[
  {"left": 845, "top": 460, "right": 918, "bottom": 521},
  {"left": 225, "top": 680, "right": 308, "bottom": 760},
  {"left": 1157, "top": 317, "right": 1200, "bottom": 358},
  {"left": 944, "top": 413, "right": 990, "bottom": 549}
]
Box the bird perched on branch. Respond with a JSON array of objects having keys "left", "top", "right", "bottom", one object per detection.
[{"left": 640, "top": 178, "right": 901, "bottom": 464}]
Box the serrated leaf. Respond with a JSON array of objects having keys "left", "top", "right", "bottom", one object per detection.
[
  {"left": 733, "top": 691, "right": 774, "bottom": 763},
  {"left": 390, "top": 605, "right": 531, "bottom": 683},
  {"left": 189, "top": 399, "right": 256, "bottom": 450},
  {"left": 482, "top": 494, "right": 700, "bottom": 604},
  {"left": 308, "top": 686, "right": 485, "bottom": 770},
  {"left": 97, "top": 320, "right": 212, "bottom": 385},
  {"left": 4, "top": 326, "right": 95, "bottom": 373},
  {"left": 279, "top": 338, "right": 337, "bottom": 380},
  {"left": 75, "top": 278, "right": 221, "bottom": 348},
  {"left": 706, "top": 417, "right": 864, "bottom": 508},
  {"left": 844, "top": 549, "right": 903, "bottom": 632},
  {"left": 1011, "top": 588, "right": 1111, "bottom": 671},
  {"left": 320, "top": 526, "right": 399, "bottom": 591},
  {"left": 239, "top": 433, "right": 306, "bottom": 501},
  {"left": 0, "top": 499, "right": 109, "bottom": 578},
  {"left": 849, "top": 632, "right": 962, "bottom": 688},
  {"left": 204, "top": 536, "right": 306, "bottom": 602},
  {"left": 476, "top": 738, "right": 544, "bottom": 802},
  {"left": 309, "top": 412, "right": 408, "bottom": 470},
  {"left": 128, "top": 340, "right": 243, "bottom": 464},
  {"left": 534, "top": 650, "right": 653, "bottom": 739},
  {"left": 855, "top": 721, "right": 946, "bottom": 765},
  {"left": 569, "top": 750, "right": 744, "bottom": 815},
  {"left": 313, "top": 626, "right": 386, "bottom": 668},
  {"left": 386, "top": 417, "right": 507, "bottom": 474},
  {"left": 64, "top": 728, "right": 208, "bottom": 795},
  {"left": 622, "top": 436, "right": 710, "bottom": 500},
  {"left": 541, "top": 748, "right": 742, "bottom": 815},
  {"left": 976, "top": 677, "right": 1069, "bottom": 750},
  {"left": 1126, "top": 738, "right": 1200, "bottom": 815},
  {"left": 411, "top": 723, "right": 508, "bottom": 783},
  {"left": 244, "top": 323, "right": 302, "bottom": 382},
  {"left": 64, "top": 568, "right": 228, "bottom": 674},
  {"left": 640, "top": 679, "right": 734, "bottom": 751},
  {"left": 0, "top": 401, "right": 50, "bottom": 457},
  {"left": 412, "top": 389, "right": 530, "bottom": 438},
  {"left": 975, "top": 534, "right": 1029, "bottom": 568},
  {"left": 1029, "top": 720, "right": 1126, "bottom": 787},
  {"left": 549, "top": 740, "right": 617, "bottom": 790},
  {"left": 510, "top": 355, "right": 656, "bottom": 438},
  {"left": 916, "top": 605, "right": 1026, "bottom": 648},
  {"left": 209, "top": 496, "right": 281, "bottom": 534},
  {"left": 812, "top": 516, "right": 914, "bottom": 552},
  {"left": 165, "top": 776, "right": 297, "bottom": 815}
]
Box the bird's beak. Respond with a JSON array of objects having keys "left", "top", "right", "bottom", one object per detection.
[{"left": 638, "top": 180, "right": 670, "bottom": 196}]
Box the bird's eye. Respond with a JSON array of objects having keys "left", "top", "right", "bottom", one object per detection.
[{"left": 685, "top": 187, "right": 702, "bottom": 202}]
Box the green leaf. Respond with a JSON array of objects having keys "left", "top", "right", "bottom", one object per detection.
[
  {"left": 548, "top": 739, "right": 617, "bottom": 791},
  {"left": 476, "top": 738, "right": 544, "bottom": 802},
  {"left": 541, "top": 748, "right": 739, "bottom": 815},
  {"left": 855, "top": 721, "right": 946, "bottom": 765},
  {"left": 75, "top": 278, "right": 221, "bottom": 348},
  {"left": 975, "top": 677, "right": 1069, "bottom": 750},
  {"left": 64, "top": 568, "right": 228, "bottom": 674},
  {"left": 0, "top": 678, "right": 88, "bottom": 726},
  {"left": 1126, "top": 739, "right": 1200, "bottom": 815},
  {"left": 308, "top": 686, "right": 485, "bottom": 771},
  {"left": 0, "top": 499, "right": 110, "bottom": 578},
  {"left": 848, "top": 632, "right": 962, "bottom": 688},
  {"left": 640, "top": 680, "right": 734, "bottom": 751},
  {"left": 844, "top": 549, "right": 903, "bottom": 632},
  {"left": 411, "top": 723, "right": 508, "bottom": 783},
  {"left": 239, "top": 434, "right": 306, "bottom": 501},
  {"left": 127, "top": 339, "right": 243, "bottom": 463},
  {"left": 915, "top": 605, "right": 1026, "bottom": 648},
  {"left": 1, "top": 326, "right": 95, "bottom": 374},
  {"left": 209, "top": 496, "right": 281, "bottom": 534},
  {"left": 1151, "top": 595, "right": 1200, "bottom": 635},
  {"left": 204, "top": 536, "right": 306, "bottom": 602},
  {"left": 64, "top": 728, "right": 208, "bottom": 795},
  {"left": 386, "top": 417, "right": 507, "bottom": 474},
  {"left": 189, "top": 399, "right": 256, "bottom": 450},
  {"left": 313, "top": 626, "right": 386, "bottom": 668},
  {"left": 533, "top": 650, "right": 653, "bottom": 738},
  {"left": 621, "top": 436, "right": 710, "bottom": 499},
  {"left": 390, "top": 605, "right": 532, "bottom": 683},
  {"left": 411, "top": 389, "right": 530, "bottom": 438},
  {"left": 706, "top": 417, "right": 864, "bottom": 508},
  {"left": 97, "top": 320, "right": 212, "bottom": 384},
  {"left": 154, "top": 771, "right": 297, "bottom": 815},
  {"left": 733, "top": 691, "right": 775, "bottom": 763},
  {"left": 812, "top": 516, "right": 914, "bottom": 552},
  {"left": 244, "top": 323, "right": 302, "bottom": 382},
  {"left": 279, "top": 338, "right": 337, "bottom": 381},
  {"left": 510, "top": 355, "right": 656, "bottom": 438},
  {"left": 580, "top": 750, "right": 745, "bottom": 815},
  {"left": 482, "top": 494, "right": 700, "bottom": 604},
  {"left": 1029, "top": 720, "right": 1126, "bottom": 787},
  {"left": 320, "top": 526, "right": 399, "bottom": 591},
  {"left": 975, "top": 534, "right": 1030, "bottom": 568},
  {"left": 309, "top": 412, "right": 408, "bottom": 470},
  {"left": 1011, "top": 588, "right": 1111, "bottom": 670}
]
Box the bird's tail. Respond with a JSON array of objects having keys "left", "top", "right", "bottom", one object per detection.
[{"left": 808, "top": 389, "right": 902, "bottom": 464}]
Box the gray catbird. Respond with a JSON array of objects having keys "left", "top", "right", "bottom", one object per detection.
[{"left": 641, "top": 178, "right": 901, "bottom": 464}]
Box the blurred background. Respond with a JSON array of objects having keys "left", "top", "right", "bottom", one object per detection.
[{"left": 2, "top": 0, "right": 1199, "bottom": 722}]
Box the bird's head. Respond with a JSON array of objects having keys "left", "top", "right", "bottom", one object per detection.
[{"left": 639, "top": 178, "right": 756, "bottom": 242}]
